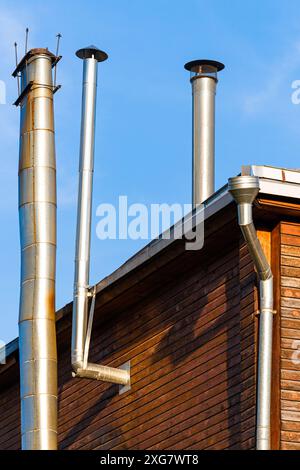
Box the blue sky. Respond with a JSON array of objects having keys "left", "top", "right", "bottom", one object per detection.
[{"left": 1, "top": 0, "right": 300, "bottom": 343}]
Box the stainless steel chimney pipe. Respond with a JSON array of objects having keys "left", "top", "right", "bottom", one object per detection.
[
  {"left": 71, "top": 46, "right": 130, "bottom": 389},
  {"left": 228, "top": 175, "right": 274, "bottom": 450},
  {"left": 185, "top": 60, "right": 224, "bottom": 207},
  {"left": 13, "top": 48, "right": 59, "bottom": 450},
  {"left": 72, "top": 46, "right": 105, "bottom": 372}
]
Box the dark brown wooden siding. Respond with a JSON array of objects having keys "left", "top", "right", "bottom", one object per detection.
[
  {"left": 58, "top": 241, "right": 256, "bottom": 450},
  {"left": 0, "top": 381, "right": 20, "bottom": 449},
  {"left": 0, "top": 214, "right": 258, "bottom": 450},
  {"left": 280, "top": 222, "right": 300, "bottom": 450}
]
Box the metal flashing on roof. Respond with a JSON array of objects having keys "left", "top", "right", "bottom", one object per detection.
[
  {"left": 252, "top": 165, "right": 300, "bottom": 183},
  {"left": 251, "top": 165, "right": 300, "bottom": 199}
]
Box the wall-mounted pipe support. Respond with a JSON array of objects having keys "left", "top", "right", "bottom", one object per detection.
[
  {"left": 71, "top": 46, "right": 130, "bottom": 393},
  {"left": 228, "top": 175, "right": 274, "bottom": 450},
  {"left": 185, "top": 59, "right": 224, "bottom": 207}
]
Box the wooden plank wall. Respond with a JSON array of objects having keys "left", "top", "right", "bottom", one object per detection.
[
  {"left": 280, "top": 222, "right": 300, "bottom": 450},
  {"left": 56, "top": 240, "right": 256, "bottom": 450},
  {"left": 0, "top": 238, "right": 258, "bottom": 450},
  {"left": 0, "top": 381, "right": 20, "bottom": 449},
  {"left": 238, "top": 240, "right": 257, "bottom": 450}
]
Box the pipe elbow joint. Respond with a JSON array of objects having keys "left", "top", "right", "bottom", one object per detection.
[{"left": 71, "top": 357, "right": 84, "bottom": 377}]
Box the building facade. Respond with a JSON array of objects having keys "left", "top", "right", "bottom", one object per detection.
[{"left": 1, "top": 166, "right": 300, "bottom": 450}]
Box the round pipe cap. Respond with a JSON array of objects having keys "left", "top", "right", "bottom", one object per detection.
[
  {"left": 76, "top": 45, "right": 108, "bottom": 62},
  {"left": 184, "top": 59, "right": 225, "bottom": 73}
]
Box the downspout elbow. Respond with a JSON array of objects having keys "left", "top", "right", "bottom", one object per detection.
[
  {"left": 71, "top": 358, "right": 84, "bottom": 377},
  {"left": 237, "top": 201, "right": 272, "bottom": 282}
]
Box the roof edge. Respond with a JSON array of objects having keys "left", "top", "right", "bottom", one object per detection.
[{"left": 2, "top": 164, "right": 300, "bottom": 363}]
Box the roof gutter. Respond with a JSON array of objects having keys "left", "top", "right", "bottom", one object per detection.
[{"left": 228, "top": 174, "right": 274, "bottom": 450}]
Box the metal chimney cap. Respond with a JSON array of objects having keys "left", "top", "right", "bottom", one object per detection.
[
  {"left": 76, "top": 45, "right": 108, "bottom": 62},
  {"left": 12, "top": 48, "right": 57, "bottom": 77},
  {"left": 184, "top": 59, "right": 225, "bottom": 73},
  {"left": 228, "top": 175, "right": 260, "bottom": 205}
]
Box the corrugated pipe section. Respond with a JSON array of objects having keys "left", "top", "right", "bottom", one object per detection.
[{"left": 14, "top": 48, "right": 58, "bottom": 450}]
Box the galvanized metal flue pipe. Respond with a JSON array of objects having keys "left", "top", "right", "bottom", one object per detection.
[
  {"left": 71, "top": 46, "right": 130, "bottom": 388},
  {"left": 185, "top": 60, "right": 224, "bottom": 207},
  {"left": 13, "top": 48, "right": 59, "bottom": 450},
  {"left": 228, "top": 175, "right": 274, "bottom": 450}
]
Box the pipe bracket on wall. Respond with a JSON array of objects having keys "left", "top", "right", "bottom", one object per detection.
[
  {"left": 256, "top": 309, "right": 277, "bottom": 315},
  {"left": 254, "top": 310, "right": 277, "bottom": 318},
  {"left": 118, "top": 361, "right": 131, "bottom": 394}
]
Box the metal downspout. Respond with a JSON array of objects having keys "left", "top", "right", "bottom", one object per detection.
[{"left": 228, "top": 175, "right": 274, "bottom": 450}]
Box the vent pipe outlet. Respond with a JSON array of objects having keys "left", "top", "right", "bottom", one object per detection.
[
  {"left": 72, "top": 45, "right": 107, "bottom": 372},
  {"left": 71, "top": 46, "right": 130, "bottom": 390},
  {"left": 228, "top": 175, "right": 274, "bottom": 450},
  {"left": 13, "top": 48, "right": 60, "bottom": 450},
  {"left": 185, "top": 60, "right": 224, "bottom": 207}
]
